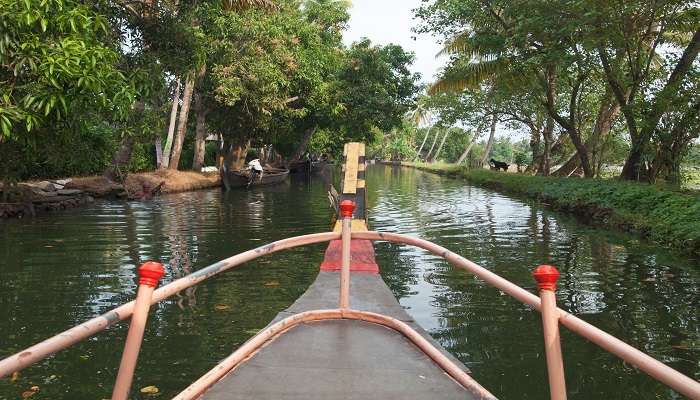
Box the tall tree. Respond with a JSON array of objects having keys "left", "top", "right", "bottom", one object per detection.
[
  {"left": 161, "top": 79, "right": 181, "bottom": 169},
  {"left": 479, "top": 115, "right": 497, "bottom": 166}
]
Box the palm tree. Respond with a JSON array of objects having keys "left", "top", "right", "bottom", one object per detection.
[
  {"left": 408, "top": 98, "right": 434, "bottom": 161},
  {"left": 431, "top": 127, "right": 451, "bottom": 162}
]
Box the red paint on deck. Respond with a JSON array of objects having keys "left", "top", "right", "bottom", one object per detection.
[{"left": 320, "top": 240, "right": 379, "bottom": 274}]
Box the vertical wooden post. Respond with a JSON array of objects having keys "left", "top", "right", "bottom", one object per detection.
[
  {"left": 112, "top": 262, "right": 165, "bottom": 400},
  {"left": 339, "top": 200, "right": 355, "bottom": 309},
  {"left": 533, "top": 265, "right": 567, "bottom": 400}
]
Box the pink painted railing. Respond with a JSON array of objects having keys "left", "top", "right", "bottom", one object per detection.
[{"left": 1, "top": 219, "right": 699, "bottom": 399}]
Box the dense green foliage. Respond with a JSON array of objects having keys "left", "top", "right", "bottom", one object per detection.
[
  {"left": 0, "top": 0, "right": 419, "bottom": 180},
  {"left": 409, "top": 0, "right": 700, "bottom": 187}
]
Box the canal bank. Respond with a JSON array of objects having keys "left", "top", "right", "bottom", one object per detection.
[
  {"left": 394, "top": 162, "right": 700, "bottom": 257},
  {"left": 0, "top": 170, "right": 221, "bottom": 219}
]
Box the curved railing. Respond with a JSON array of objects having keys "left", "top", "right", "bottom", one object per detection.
[
  {"left": 0, "top": 231, "right": 340, "bottom": 378},
  {"left": 1, "top": 226, "right": 699, "bottom": 399}
]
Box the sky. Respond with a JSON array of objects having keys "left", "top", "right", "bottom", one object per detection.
[
  {"left": 341, "top": 1, "right": 520, "bottom": 139},
  {"left": 343, "top": 0, "right": 446, "bottom": 85}
]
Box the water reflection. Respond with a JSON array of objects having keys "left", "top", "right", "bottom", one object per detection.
[
  {"left": 0, "top": 181, "right": 331, "bottom": 399},
  {"left": 0, "top": 166, "right": 697, "bottom": 400},
  {"left": 367, "top": 165, "right": 699, "bottom": 400}
]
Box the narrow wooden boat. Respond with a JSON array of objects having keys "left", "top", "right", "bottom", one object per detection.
[
  {"left": 1, "top": 143, "right": 699, "bottom": 400},
  {"left": 221, "top": 167, "right": 289, "bottom": 190}
]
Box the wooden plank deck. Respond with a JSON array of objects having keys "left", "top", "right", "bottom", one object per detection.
[{"left": 200, "top": 273, "right": 491, "bottom": 400}]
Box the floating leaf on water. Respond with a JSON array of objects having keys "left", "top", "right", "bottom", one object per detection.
[
  {"left": 79, "top": 354, "right": 89, "bottom": 360},
  {"left": 21, "top": 386, "right": 39, "bottom": 398},
  {"left": 140, "top": 385, "right": 159, "bottom": 394},
  {"left": 214, "top": 304, "right": 230, "bottom": 311},
  {"left": 245, "top": 329, "right": 260, "bottom": 335},
  {"left": 643, "top": 278, "right": 656, "bottom": 282},
  {"left": 10, "top": 371, "right": 19, "bottom": 382},
  {"left": 671, "top": 345, "right": 689, "bottom": 350},
  {"left": 264, "top": 281, "right": 280, "bottom": 287}
]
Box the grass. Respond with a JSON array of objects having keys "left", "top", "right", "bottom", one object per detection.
[{"left": 402, "top": 162, "right": 700, "bottom": 256}]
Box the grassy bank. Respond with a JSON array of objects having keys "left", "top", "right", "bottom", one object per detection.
[{"left": 402, "top": 162, "right": 700, "bottom": 256}]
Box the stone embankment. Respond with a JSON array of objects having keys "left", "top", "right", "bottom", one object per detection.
[
  {"left": 0, "top": 179, "right": 94, "bottom": 218},
  {"left": 1, "top": 170, "right": 221, "bottom": 219}
]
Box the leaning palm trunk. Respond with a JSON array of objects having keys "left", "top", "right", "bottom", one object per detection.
[
  {"left": 162, "top": 79, "right": 181, "bottom": 169},
  {"left": 424, "top": 127, "right": 441, "bottom": 161},
  {"left": 169, "top": 77, "right": 195, "bottom": 170},
  {"left": 457, "top": 130, "right": 480, "bottom": 165},
  {"left": 431, "top": 129, "right": 451, "bottom": 162},
  {"left": 191, "top": 64, "right": 208, "bottom": 171},
  {"left": 479, "top": 115, "right": 497, "bottom": 167},
  {"left": 414, "top": 126, "right": 431, "bottom": 161}
]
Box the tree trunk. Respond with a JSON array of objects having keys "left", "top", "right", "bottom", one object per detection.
[
  {"left": 191, "top": 92, "right": 207, "bottom": 171},
  {"left": 479, "top": 115, "right": 497, "bottom": 167},
  {"left": 191, "top": 65, "right": 208, "bottom": 171},
  {"left": 169, "top": 77, "right": 195, "bottom": 170},
  {"left": 432, "top": 129, "right": 451, "bottom": 162},
  {"left": 552, "top": 152, "right": 580, "bottom": 177},
  {"left": 155, "top": 136, "right": 163, "bottom": 168},
  {"left": 456, "top": 131, "right": 479, "bottom": 165},
  {"left": 104, "top": 136, "right": 134, "bottom": 182},
  {"left": 621, "top": 28, "right": 700, "bottom": 181},
  {"left": 526, "top": 126, "right": 542, "bottom": 174},
  {"left": 590, "top": 94, "right": 621, "bottom": 175},
  {"left": 222, "top": 137, "right": 251, "bottom": 172},
  {"left": 425, "top": 127, "right": 441, "bottom": 161},
  {"left": 291, "top": 126, "right": 316, "bottom": 161},
  {"left": 567, "top": 127, "right": 594, "bottom": 178},
  {"left": 414, "top": 126, "right": 431, "bottom": 161},
  {"left": 540, "top": 116, "right": 554, "bottom": 176},
  {"left": 162, "top": 79, "right": 181, "bottom": 169},
  {"left": 650, "top": 100, "right": 700, "bottom": 186}
]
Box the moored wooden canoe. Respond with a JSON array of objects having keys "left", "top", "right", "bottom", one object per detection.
[{"left": 221, "top": 168, "right": 289, "bottom": 190}]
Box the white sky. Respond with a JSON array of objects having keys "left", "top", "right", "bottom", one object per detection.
[
  {"left": 343, "top": 0, "right": 520, "bottom": 140},
  {"left": 343, "top": 0, "right": 446, "bottom": 85}
]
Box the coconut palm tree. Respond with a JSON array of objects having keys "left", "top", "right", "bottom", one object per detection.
[{"left": 408, "top": 97, "right": 434, "bottom": 161}]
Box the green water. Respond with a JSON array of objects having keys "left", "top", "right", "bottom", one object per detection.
[{"left": 1, "top": 166, "right": 698, "bottom": 399}]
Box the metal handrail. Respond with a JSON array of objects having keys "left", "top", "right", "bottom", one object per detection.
[
  {"left": 353, "top": 231, "right": 700, "bottom": 399},
  {"left": 1, "top": 230, "right": 699, "bottom": 399},
  {"left": 0, "top": 232, "right": 340, "bottom": 378}
]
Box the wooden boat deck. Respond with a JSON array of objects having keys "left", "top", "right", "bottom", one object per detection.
[
  {"left": 199, "top": 143, "right": 494, "bottom": 399},
  {"left": 201, "top": 272, "right": 486, "bottom": 400}
]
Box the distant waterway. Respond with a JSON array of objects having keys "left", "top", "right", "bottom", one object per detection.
[{"left": 1, "top": 166, "right": 698, "bottom": 399}]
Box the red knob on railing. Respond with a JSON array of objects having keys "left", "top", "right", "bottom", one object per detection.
[
  {"left": 533, "top": 265, "right": 560, "bottom": 291},
  {"left": 339, "top": 200, "right": 355, "bottom": 218},
  {"left": 138, "top": 261, "right": 165, "bottom": 287}
]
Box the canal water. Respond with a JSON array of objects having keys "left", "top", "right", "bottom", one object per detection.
[{"left": 1, "top": 165, "right": 698, "bottom": 399}]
